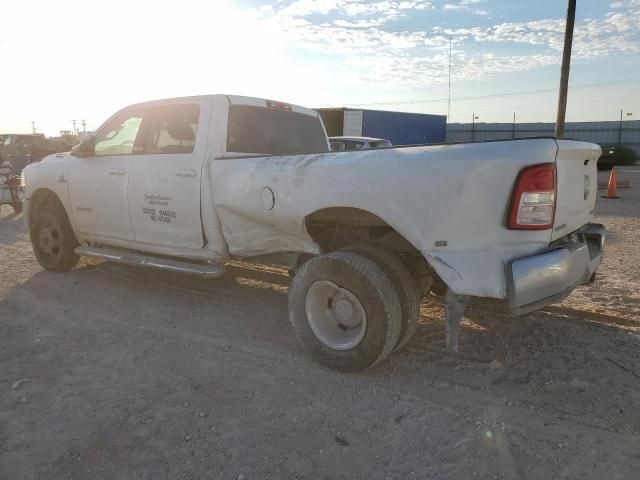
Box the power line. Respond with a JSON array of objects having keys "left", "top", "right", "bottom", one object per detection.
[{"left": 335, "top": 77, "right": 640, "bottom": 108}]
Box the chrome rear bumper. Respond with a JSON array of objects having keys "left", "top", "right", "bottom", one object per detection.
[{"left": 507, "top": 223, "right": 605, "bottom": 316}]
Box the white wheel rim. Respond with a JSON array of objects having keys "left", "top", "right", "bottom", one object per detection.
[
  {"left": 305, "top": 280, "right": 367, "bottom": 350},
  {"left": 38, "top": 224, "right": 60, "bottom": 256}
]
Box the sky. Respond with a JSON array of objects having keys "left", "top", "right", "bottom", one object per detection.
[{"left": 0, "top": 0, "right": 639, "bottom": 136}]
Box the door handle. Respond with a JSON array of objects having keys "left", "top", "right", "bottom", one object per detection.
[
  {"left": 174, "top": 169, "right": 197, "bottom": 177},
  {"left": 108, "top": 168, "right": 126, "bottom": 175}
]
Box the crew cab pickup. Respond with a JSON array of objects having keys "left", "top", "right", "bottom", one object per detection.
[{"left": 23, "top": 94, "right": 604, "bottom": 371}]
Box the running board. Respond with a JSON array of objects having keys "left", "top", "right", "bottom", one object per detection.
[{"left": 75, "top": 246, "right": 225, "bottom": 278}]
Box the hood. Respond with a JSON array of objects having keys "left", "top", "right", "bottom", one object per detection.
[{"left": 40, "top": 151, "right": 73, "bottom": 164}]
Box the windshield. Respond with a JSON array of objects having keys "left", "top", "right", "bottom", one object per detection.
[{"left": 227, "top": 105, "right": 328, "bottom": 155}]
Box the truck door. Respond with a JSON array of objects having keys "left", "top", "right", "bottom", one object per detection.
[
  {"left": 127, "top": 101, "right": 209, "bottom": 249},
  {"left": 68, "top": 107, "right": 149, "bottom": 241}
]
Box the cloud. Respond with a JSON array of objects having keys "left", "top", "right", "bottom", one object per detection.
[
  {"left": 275, "top": 0, "right": 433, "bottom": 18},
  {"left": 610, "top": 0, "right": 640, "bottom": 7},
  {"left": 445, "top": 9, "right": 640, "bottom": 58},
  {"left": 332, "top": 18, "right": 389, "bottom": 27},
  {"left": 443, "top": 0, "right": 488, "bottom": 15},
  {"left": 344, "top": 51, "right": 560, "bottom": 87},
  {"left": 252, "top": 0, "right": 640, "bottom": 88}
]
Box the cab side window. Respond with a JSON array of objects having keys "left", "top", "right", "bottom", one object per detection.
[
  {"left": 146, "top": 104, "right": 199, "bottom": 154},
  {"left": 94, "top": 110, "right": 146, "bottom": 156}
]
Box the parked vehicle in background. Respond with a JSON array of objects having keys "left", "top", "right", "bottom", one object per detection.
[
  {"left": 0, "top": 160, "right": 24, "bottom": 213},
  {"left": 330, "top": 136, "right": 392, "bottom": 151},
  {"left": 1, "top": 134, "right": 46, "bottom": 173},
  {"left": 0, "top": 133, "right": 69, "bottom": 174},
  {"left": 22, "top": 94, "right": 605, "bottom": 372},
  {"left": 597, "top": 144, "right": 638, "bottom": 170}
]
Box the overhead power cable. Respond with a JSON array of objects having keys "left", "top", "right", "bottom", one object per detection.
[{"left": 329, "top": 77, "right": 640, "bottom": 108}]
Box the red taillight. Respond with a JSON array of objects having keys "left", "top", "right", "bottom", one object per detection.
[
  {"left": 266, "top": 100, "right": 292, "bottom": 111},
  {"left": 507, "top": 163, "right": 556, "bottom": 230}
]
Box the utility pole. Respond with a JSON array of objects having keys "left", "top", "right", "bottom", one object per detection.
[
  {"left": 81, "top": 119, "right": 87, "bottom": 134},
  {"left": 472, "top": 113, "right": 479, "bottom": 141},
  {"left": 447, "top": 35, "right": 453, "bottom": 121},
  {"left": 554, "top": 0, "right": 576, "bottom": 138},
  {"left": 31, "top": 121, "right": 37, "bottom": 134},
  {"left": 71, "top": 120, "right": 77, "bottom": 136},
  {"left": 619, "top": 109, "right": 624, "bottom": 144},
  {"left": 512, "top": 112, "right": 516, "bottom": 139}
]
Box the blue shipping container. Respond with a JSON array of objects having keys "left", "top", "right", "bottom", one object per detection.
[{"left": 361, "top": 110, "right": 447, "bottom": 146}]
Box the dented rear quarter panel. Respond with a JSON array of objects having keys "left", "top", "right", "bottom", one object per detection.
[{"left": 211, "top": 138, "right": 560, "bottom": 299}]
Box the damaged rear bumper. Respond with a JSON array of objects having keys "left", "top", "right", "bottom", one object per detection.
[{"left": 507, "top": 223, "right": 605, "bottom": 316}]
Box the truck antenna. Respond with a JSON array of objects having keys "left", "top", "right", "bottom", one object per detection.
[{"left": 447, "top": 35, "right": 453, "bottom": 122}]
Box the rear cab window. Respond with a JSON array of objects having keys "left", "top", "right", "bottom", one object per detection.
[{"left": 227, "top": 104, "right": 328, "bottom": 155}]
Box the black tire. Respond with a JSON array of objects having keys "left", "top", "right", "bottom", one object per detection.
[
  {"left": 342, "top": 244, "right": 421, "bottom": 352},
  {"left": 30, "top": 206, "right": 79, "bottom": 272},
  {"left": 288, "top": 251, "right": 401, "bottom": 372}
]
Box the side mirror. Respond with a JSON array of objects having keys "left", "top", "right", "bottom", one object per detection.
[{"left": 71, "top": 135, "right": 95, "bottom": 158}]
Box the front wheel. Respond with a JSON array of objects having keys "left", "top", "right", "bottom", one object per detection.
[
  {"left": 288, "top": 251, "right": 401, "bottom": 372},
  {"left": 30, "top": 207, "right": 79, "bottom": 272}
]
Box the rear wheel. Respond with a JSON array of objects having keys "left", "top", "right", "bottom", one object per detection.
[
  {"left": 288, "top": 251, "right": 401, "bottom": 372},
  {"left": 30, "top": 206, "right": 79, "bottom": 272},
  {"left": 341, "top": 244, "right": 421, "bottom": 352}
]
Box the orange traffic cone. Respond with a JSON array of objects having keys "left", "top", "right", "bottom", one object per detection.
[{"left": 603, "top": 168, "right": 619, "bottom": 199}]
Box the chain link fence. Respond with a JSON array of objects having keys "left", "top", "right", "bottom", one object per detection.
[{"left": 446, "top": 120, "right": 640, "bottom": 156}]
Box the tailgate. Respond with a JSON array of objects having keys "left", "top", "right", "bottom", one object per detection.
[{"left": 552, "top": 140, "right": 601, "bottom": 241}]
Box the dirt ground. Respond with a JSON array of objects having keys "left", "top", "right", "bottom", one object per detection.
[{"left": 1, "top": 167, "right": 639, "bottom": 480}]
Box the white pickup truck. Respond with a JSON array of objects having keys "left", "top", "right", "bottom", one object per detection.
[{"left": 22, "top": 94, "right": 605, "bottom": 371}]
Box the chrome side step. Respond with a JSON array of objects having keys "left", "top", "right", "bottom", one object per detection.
[{"left": 75, "top": 245, "right": 226, "bottom": 278}]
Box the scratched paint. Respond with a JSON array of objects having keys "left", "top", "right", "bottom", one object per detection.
[
  {"left": 22, "top": 94, "right": 601, "bottom": 302},
  {"left": 209, "top": 139, "right": 585, "bottom": 299}
]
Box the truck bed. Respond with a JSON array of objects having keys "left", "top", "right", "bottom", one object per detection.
[{"left": 210, "top": 137, "right": 601, "bottom": 300}]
